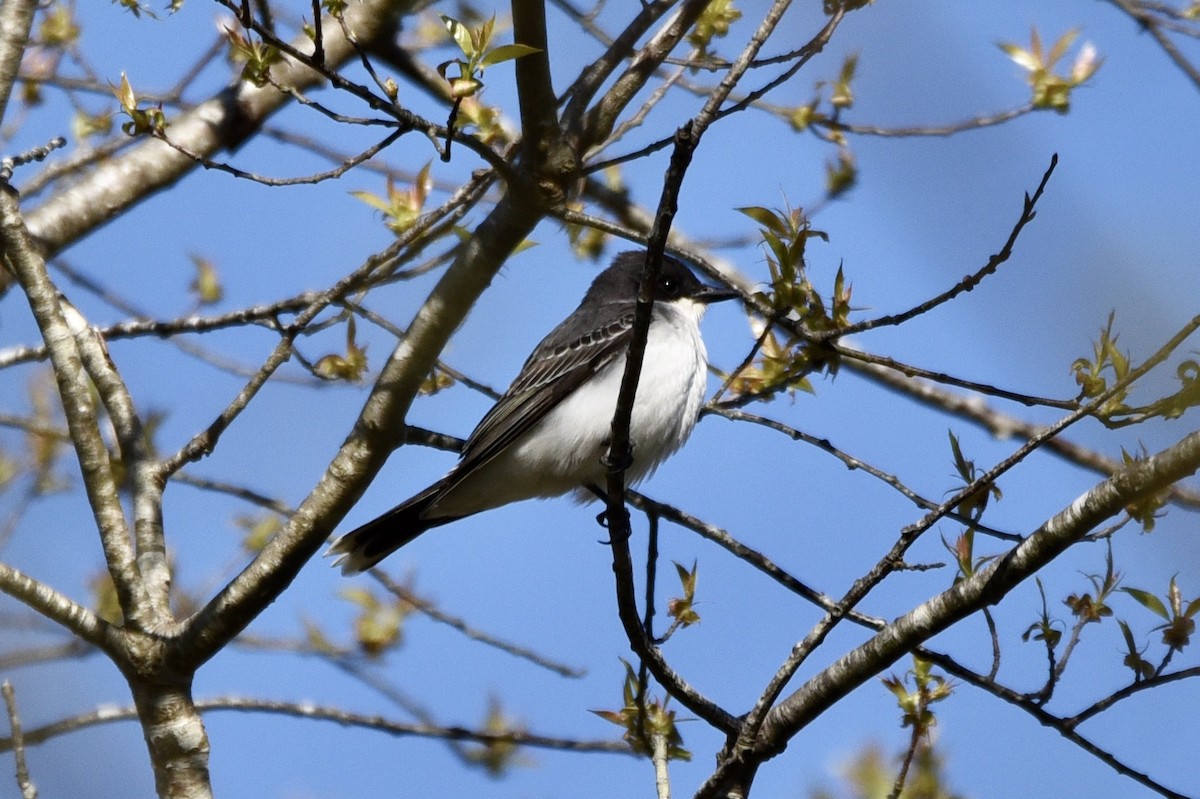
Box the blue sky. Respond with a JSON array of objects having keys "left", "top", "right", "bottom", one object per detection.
[{"left": 2, "top": 1, "right": 1198, "bottom": 797}]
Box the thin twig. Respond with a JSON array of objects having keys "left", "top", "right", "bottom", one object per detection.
[
  {"left": 370, "top": 571, "right": 587, "bottom": 678},
  {"left": 0, "top": 697, "right": 633, "bottom": 757},
  {"left": 1, "top": 682, "right": 37, "bottom": 799},
  {"left": 814, "top": 154, "right": 1059, "bottom": 341}
]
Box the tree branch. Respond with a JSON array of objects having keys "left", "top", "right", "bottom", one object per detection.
[
  {"left": 0, "top": 185, "right": 147, "bottom": 624},
  {"left": 0, "top": 562, "right": 118, "bottom": 656},
  {"left": 175, "top": 180, "right": 538, "bottom": 668},
  {"left": 724, "top": 429, "right": 1200, "bottom": 788},
  {"left": 577, "top": 0, "right": 715, "bottom": 153},
  {"left": 1, "top": 681, "right": 36, "bottom": 799},
  {"left": 814, "top": 154, "right": 1058, "bottom": 341},
  {"left": 0, "top": 696, "right": 634, "bottom": 757},
  {"left": 0, "top": 0, "right": 36, "bottom": 130},
  {"left": 22, "top": 0, "right": 412, "bottom": 257},
  {"left": 512, "top": 0, "right": 563, "bottom": 162}
]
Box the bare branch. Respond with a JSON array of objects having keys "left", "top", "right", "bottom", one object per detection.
[
  {"left": 0, "top": 0, "right": 36, "bottom": 129},
  {"left": 842, "top": 343, "right": 1200, "bottom": 511},
  {"left": 707, "top": 406, "right": 1022, "bottom": 540},
  {"left": 1, "top": 681, "right": 37, "bottom": 799},
  {"left": 576, "top": 0, "right": 716, "bottom": 153},
  {"left": 0, "top": 697, "right": 634, "bottom": 757},
  {"left": 0, "top": 186, "right": 146, "bottom": 622},
  {"left": 175, "top": 175, "right": 533, "bottom": 669},
  {"left": 370, "top": 570, "right": 587, "bottom": 678},
  {"left": 816, "top": 154, "right": 1059, "bottom": 341},
  {"left": 0, "top": 562, "right": 116, "bottom": 655},
  {"left": 561, "top": 0, "right": 681, "bottom": 135},
  {"left": 922, "top": 648, "right": 1195, "bottom": 799},
  {"left": 1106, "top": 0, "right": 1200, "bottom": 93},
  {"left": 158, "top": 169, "right": 494, "bottom": 479},
  {"left": 153, "top": 128, "right": 405, "bottom": 187},
  {"left": 512, "top": 0, "right": 564, "bottom": 162}
]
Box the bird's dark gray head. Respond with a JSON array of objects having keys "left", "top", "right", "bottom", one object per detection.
[{"left": 585, "top": 250, "right": 738, "bottom": 306}]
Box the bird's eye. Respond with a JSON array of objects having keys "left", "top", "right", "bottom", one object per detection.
[{"left": 658, "top": 276, "right": 678, "bottom": 296}]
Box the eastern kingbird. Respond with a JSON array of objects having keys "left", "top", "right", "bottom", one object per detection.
[{"left": 329, "top": 250, "right": 738, "bottom": 573}]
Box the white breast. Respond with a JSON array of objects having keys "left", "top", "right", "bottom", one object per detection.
[{"left": 434, "top": 299, "right": 710, "bottom": 516}]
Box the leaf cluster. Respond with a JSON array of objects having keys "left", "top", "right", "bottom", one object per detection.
[
  {"left": 464, "top": 698, "right": 528, "bottom": 776},
  {"left": 663, "top": 560, "right": 701, "bottom": 640},
  {"left": 437, "top": 15, "right": 541, "bottom": 100},
  {"left": 351, "top": 162, "right": 434, "bottom": 237},
  {"left": 727, "top": 205, "right": 853, "bottom": 400},
  {"left": 223, "top": 27, "right": 281, "bottom": 88},
  {"left": 1071, "top": 312, "right": 1200, "bottom": 427},
  {"left": 1122, "top": 576, "right": 1199, "bottom": 653},
  {"left": 313, "top": 318, "right": 369, "bottom": 382},
  {"left": 999, "top": 28, "right": 1102, "bottom": 113},
  {"left": 687, "top": 0, "right": 742, "bottom": 60},
  {"left": 110, "top": 73, "right": 166, "bottom": 136},
  {"left": 881, "top": 657, "right": 953, "bottom": 737},
  {"left": 591, "top": 660, "right": 690, "bottom": 761},
  {"left": 340, "top": 585, "right": 411, "bottom": 657}
]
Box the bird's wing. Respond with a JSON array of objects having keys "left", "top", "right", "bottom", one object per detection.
[{"left": 451, "top": 304, "right": 635, "bottom": 477}]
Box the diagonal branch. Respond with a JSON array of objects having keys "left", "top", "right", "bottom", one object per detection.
[
  {"left": 722, "top": 429, "right": 1200, "bottom": 787},
  {"left": 0, "top": 186, "right": 148, "bottom": 623},
  {"left": 22, "top": 0, "right": 411, "bottom": 257},
  {"left": 560, "top": 0, "right": 680, "bottom": 135},
  {"left": 844, "top": 356, "right": 1200, "bottom": 510},
  {"left": 576, "top": 0, "right": 715, "bottom": 153},
  {"left": 814, "top": 153, "right": 1058, "bottom": 341},
  {"left": 175, "top": 181, "right": 539, "bottom": 669},
  {"left": 0, "top": 562, "right": 118, "bottom": 656}
]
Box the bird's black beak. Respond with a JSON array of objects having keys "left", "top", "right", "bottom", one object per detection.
[{"left": 694, "top": 284, "right": 740, "bottom": 304}]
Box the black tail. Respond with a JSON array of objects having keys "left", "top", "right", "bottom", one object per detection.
[{"left": 327, "top": 481, "right": 462, "bottom": 574}]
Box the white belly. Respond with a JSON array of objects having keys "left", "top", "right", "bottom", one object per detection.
[{"left": 433, "top": 301, "right": 709, "bottom": 516}]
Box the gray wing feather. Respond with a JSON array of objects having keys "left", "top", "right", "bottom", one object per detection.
[{"left": 452, "top": 303, "right": 634, "bottom": 476}]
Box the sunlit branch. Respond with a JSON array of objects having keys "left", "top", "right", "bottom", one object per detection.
[
  {"left": 730, "top": 312, "right": 1200, "bottom": 767},
  {"left": 0, "top": 0, "right": 37, "bottom": 129},
  {"left": 0, "top": 562, "right": 117, "bottom": 656},
  {"left": 696, "top": 428, "right": 1200, "bottom": 799},
  {"left": 0, "top": 187, "right": 147, "bottom": 622},
  {"left": 23, "top": 0, "right": 412, "bottom": 255}
]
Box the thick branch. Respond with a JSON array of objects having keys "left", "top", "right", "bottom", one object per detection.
[
  {"left": 59, "top": 299, "right": 172, "bottom": 625},
  {"left": 129, "top": 682, "right": 212, "bottom": 799},
  {"left": 0, "top": 562, "right": 117, "bottom": 656},
  {"left": 22, "top": 0, "right": 410, "bottom": 256},
  {"left": 0, "top": 185, "right": 147, "bottom": 623},
  {"left": 577, "top": 0, "right": 714, "bottom": 153},
  {"left": 0, "top": 0, "right": 36, "bottom": 129},
  {"left": 511, "top": 0, "right": 562, "bottom": 161}
]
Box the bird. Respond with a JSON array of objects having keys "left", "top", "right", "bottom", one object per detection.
[{"left": 328, "top": 250, "right": 739, "bottom": 574}]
